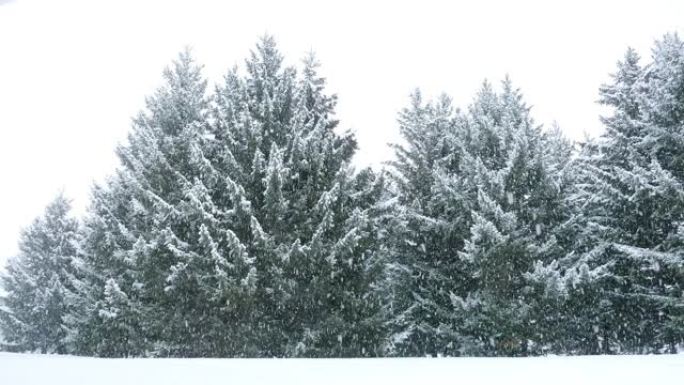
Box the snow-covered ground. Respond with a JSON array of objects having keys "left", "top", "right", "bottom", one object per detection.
[{"left": 1, "top": 353, "right": 682, "bottom": 385}]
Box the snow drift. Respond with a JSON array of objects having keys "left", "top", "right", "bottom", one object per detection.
[{"left": 1, "top": 353, "right": 682, "bottom": 385}]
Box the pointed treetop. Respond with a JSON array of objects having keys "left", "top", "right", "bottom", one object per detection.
[
  {"left": 299, "top": 50, "right": 337, "bottom": 121},
  {"left": 598, "top": 46, "right": 642, "bottom": 116},
  {"left": 163, "top": 46, "right": 207, "bottom": 94},
  {"left": 44, "top": 190, "right": 73, "bottom": 218},
  {"left": 652, "top": 32, "right": 683, "bottom": 59},
  {"left": 301, "top": 50, "right": 320, "bottom": 80},
  {"left": 247, "top": 34, "right": 284, "bottom": 79},
  {"left": 142, "top": 47, "right": 208, "bottom": 135}
]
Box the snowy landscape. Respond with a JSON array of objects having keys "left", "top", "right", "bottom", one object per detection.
[
  {"left": 2, "top": 352, "right": 682, "bottom": 385},
  {"left": 1, "top": 1, "right": 684, "bottom": 383}
]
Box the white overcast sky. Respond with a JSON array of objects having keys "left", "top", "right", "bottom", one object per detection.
[{"left": 1, "top": 0, "right": 683, "bottom": 266}]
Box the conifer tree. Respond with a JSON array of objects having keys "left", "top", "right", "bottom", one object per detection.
[
  {"left": 384, "top": 90, "right": 469, "bottom": 356},
  {"left": 69, "top": 48, "right": 225, "bottom": 357},
  {"left": 453, "top": 80, "right": 573, "bottom": 356},
  {"left": 561, "top": 35, "right": 684, "bottom": 353},
  {"left": 209, "top": 37, "right": 388, "bottom": 357},
  {"left": 386, "top": 80, "right": 574, "bottom": 356},
  {"left": 0, "top": 193, "right": 80, "bottom": 354},
  {"left": 70, "top": 38, "right": 388, "bottom": 357}
]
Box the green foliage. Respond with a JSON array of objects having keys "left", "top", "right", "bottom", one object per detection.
[
  {"left": 558, "top": 34, "right": 684, "bottom": 354},
  {"left": 0, "top": 193, "right": 80, "bottom": 354},
  {"left": 3, "top": 33, "right": 683, "bottom": 358}
]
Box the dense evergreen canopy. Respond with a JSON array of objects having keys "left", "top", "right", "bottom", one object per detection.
[
  {"left": 1, "top": 34, "right": 682, "bottom": 357},
  {"left": 0, "top": 193, "right": 79, "bottom": 354}
]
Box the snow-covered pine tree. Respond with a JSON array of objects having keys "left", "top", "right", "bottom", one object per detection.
[
  {"left": 562, "top": 35, "right": 684, "bottom": 354},
  {"left": 69, "top": 48, "right": 235, "bottom": 357},
  {"left": 383, "top": 90, "right": 470, "bottom": 356},
  {"left": 0, "top": 193, "right": 80, "bottom": 354},
  {"left": 522, "top": 122, "right": 578, "bottom": 354},
  {"left": 69, "top": 38, "right": 387, "bottom": 358},
  {"left": 386, "top": 80, "right": 574, "bottom": 356},
  {"left": 209, "top": 37, "right": 388, "bottom": 357},
  {"left": 452, "top": 79, "right": 574, "bottom": 356}
]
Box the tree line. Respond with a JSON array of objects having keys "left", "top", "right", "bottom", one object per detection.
[{"left": 1, "top": 34, "right": 682, "bottom": 357}]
